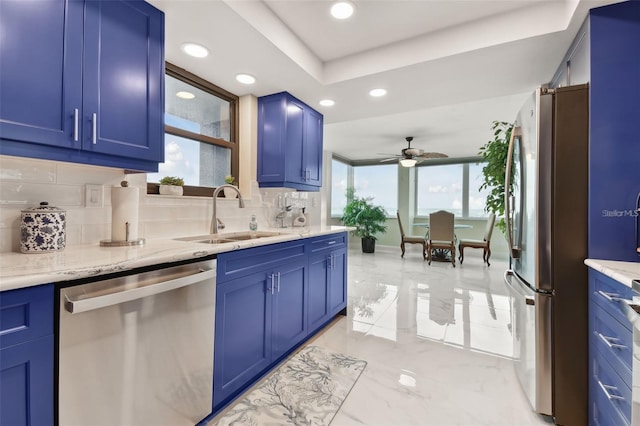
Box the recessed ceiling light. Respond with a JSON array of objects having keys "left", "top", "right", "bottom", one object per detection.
[
  {"left": 330, "top": 1, "right": 355, "bottom": 19},
  {"left": 369, "top": 88, "right": 387, "bottom": 97},
  {"left": 176, "top": 91, "right": 195, "bottom": 100},
  {"left": 235, "top": 73, "right": 256, "bottom": 84},
  {"left": 181, "top": 42, "right": 209, "bottom": 58},
  {"left": 319, "top": 99, "right": 335, "bottom": 107}
]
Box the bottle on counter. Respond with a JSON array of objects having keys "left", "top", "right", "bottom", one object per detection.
[{"left": 249, "top": 214, "right": 258, "bottom": 231}]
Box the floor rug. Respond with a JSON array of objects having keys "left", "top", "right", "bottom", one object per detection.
[{"left": 211, "top": 345, "right": 367, "bottom": 426}]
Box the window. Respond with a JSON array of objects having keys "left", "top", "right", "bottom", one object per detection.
[
  {"left": 416, "top": 162, "right": 488, "bottom": 218},
  {"left": 353, "top": 164, "right": 397, "bottom": 215},
  {"left": 468, "top": 162, "right": 491, "bottom": 218},
  {"left": 331, "top": 159, "right": 349, "bottom": 216},
  {"left": 417, "top": 164, "right": 463, "bottom": 216},
  {"left": 147, "top": 63, "right": 238, "bottom": 196}
]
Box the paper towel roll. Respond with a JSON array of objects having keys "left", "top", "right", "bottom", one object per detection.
[{"left": 111, "top": 186, "right": 139, "bottom": 242}]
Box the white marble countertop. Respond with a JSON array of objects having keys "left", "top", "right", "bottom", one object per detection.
[
  {"left": 0, "top": 226, "right": 351, "bottom": 292},
  {"left": 585, "top": 258, "right": 640, "bottom": 288}
]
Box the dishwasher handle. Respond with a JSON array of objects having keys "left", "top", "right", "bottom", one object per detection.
[{"left": 65, "top": 267, "right": 216, "bottom": 314}]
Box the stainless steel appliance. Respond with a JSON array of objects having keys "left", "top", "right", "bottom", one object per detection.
[
  {"left": 635, "top": 192, "right": 640, "bottom": 256},
  {"left": 504, "top": 84, "right": 589, "bottom": 424},
  {"left": 58, "top": 259, "right": 217, "bottom": 426}
]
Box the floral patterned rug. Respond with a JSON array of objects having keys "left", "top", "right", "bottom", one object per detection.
[{"left": 211, "top": 345, "right": 367, "bottom": 426}]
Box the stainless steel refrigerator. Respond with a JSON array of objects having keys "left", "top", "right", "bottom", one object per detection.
[{"left": 504, "top": 84, "right": 589, "bottom": 425}]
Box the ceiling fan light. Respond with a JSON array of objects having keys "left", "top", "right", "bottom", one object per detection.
[{"left": 400, "top": 158, "right": 417, "bottom": 167}]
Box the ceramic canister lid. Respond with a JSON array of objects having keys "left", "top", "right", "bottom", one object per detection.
[{"left": 21, "top": 201, "right": 66, "bottom": 213}]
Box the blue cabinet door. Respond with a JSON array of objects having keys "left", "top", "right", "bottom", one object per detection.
[
  {"left": 308, "top": 253, "right": 330, "bottom": 332},
  {"left": 284, "top": 98, "right": 306, "bottom": 186},
  {"left": 0, "top": 0, "right": 83, "bottom": 149},
  {"left": 82, "top": 0, "right": 164, "bottom": 162},
  {"left": 213, "top": 271, "right": 272, "bottom": 409},
  {"left": 257, "top": 92, "right": 323, "bottom": 191},
  {"left": 0, "top": 0, "right": 164, "bottom": 171},
  {"left": 303, "top": 107, "right": 323, "bottom": 187},
  {"left": 329, "top": 248, "right": 347, "bottom": 315},
  {"left": 0, "top": 335, "right": 54, "bottom": 426},
  {"left": 271, "top": 260, "right": 307, "bottom": 360}
]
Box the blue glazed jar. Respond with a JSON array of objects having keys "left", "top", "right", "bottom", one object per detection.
[{"left": 20, "top": 201, "right": 66, "bottom": 253}]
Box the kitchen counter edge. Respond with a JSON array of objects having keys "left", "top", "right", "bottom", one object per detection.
[
  {"left": 584, "top": 258, "right": 640, "bottom": 288},
  {"left": 0, "top": 226, "right": 352, "bottom": 292}
]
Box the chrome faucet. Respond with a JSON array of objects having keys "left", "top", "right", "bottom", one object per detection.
[{"left": 211, "top": 185, "right": 245, "bottom": 234}]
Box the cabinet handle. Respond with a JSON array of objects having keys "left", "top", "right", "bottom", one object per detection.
[
  {"left": 597, "top": 290, "right": 625, "bottom": 302},
  {"left": 597, "top": 380, "right": 625, "bottom": 401},
  {"left": 269, "top": 273, "right": 275, "bottom": 295},
  {"left": 73, "top": 108, "right": 79, "bottom": 142},
  {"left": 277, "top": 272, "right": 281, "bottom": 293},
  {"left": 327, "top": 241, "right": 336, "bottom": 245},
  {"left": 92, "top": 113, "right": 97, "bottom": 144},
  {"left": 597, "top": 332, "right": 628, "bottom": 350}
]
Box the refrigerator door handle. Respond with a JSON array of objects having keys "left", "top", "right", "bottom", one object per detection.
[
  {"left": 504, "top": 270, "right": 535, "bottom": 305},
  {"left": 504, "top": 126, "right": 522, "bottom": 259}
]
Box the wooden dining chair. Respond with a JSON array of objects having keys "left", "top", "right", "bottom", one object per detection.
[
  {"left": 397, "top": 211, "right": 427, "bottom": 259},
  {"left": 458, "top": 213, "right": 496, "bottom": 266},
  {"left": 427, "top": 210, "right": 455, "bottom": 267}
]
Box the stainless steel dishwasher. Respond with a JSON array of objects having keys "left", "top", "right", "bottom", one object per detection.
[{"left": 58, "top": 259, "right": 216, "bottom": 426}]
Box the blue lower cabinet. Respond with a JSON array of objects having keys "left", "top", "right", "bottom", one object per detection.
[
  {"left": 213, "top": 271, "right": 272, "bottom": 409},
  {"left": 213, "top": 245, "right": 309, "bottom": 411},
  {"left": 212, "top": 235, "right": 348, "bottom": 413},
  {"left": 0, "top": 284, "right": 54, "bottom": 426},
  {"left": 308, "top": 246, "right": 347, "bottom": 332},
  {"left": 328, "top": 248, "right": 347, "bottom": 316},
  {"left": 271, "top": 261, "right": 308, "bottom": 360},
  {"left": 588, "top": 268, "right": 633, "bottom": 425},
  {"left": 0, "top": 335, "right": 54, "bottom": 426}
]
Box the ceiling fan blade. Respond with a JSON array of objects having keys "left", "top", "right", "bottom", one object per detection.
[
  {"left": 380, "top": 157, "right": 400, "bottom": 162},
  {"left": 418, "top": 152, "right": 448, "bottom": 159}
]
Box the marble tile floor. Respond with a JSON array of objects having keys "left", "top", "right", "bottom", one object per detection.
[{"left": 306, "top": 244, "right": 555, "bottom": 426}]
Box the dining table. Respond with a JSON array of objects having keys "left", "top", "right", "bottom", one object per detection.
[{"left": 413, "top": 222, "right": 473, "bottom": 261}]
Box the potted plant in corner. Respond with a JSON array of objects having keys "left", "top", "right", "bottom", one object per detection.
[
  {"left": 341, "top": 188, "right": 387, "bottom": 253},
  {"left": 478, "top": 120, "right": 514, "bottom": 236},
  {"left": 223, "top": 175, "right": 238, "bottom": 198},
  {"left": 159, "top": 176, "right": 184, "bottom": 196}
]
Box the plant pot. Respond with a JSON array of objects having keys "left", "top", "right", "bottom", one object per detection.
[
  {"left": 159, "top": 185, "right": 183, "bottom": 196},
  {"left": 361, "top": 236, "right": 376, "bottom": 253},
  {"left": 223, "top": 186, "right": 238, "bottom": 198}
]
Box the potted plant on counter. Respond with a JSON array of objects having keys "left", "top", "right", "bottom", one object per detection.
[
  {"left": 223, "top": 175, "right": 238, "bottom": 198},
  {"left": 159, "top": 176, "right": 184, "bottom": 196},
  {"left": 341, "top": 188, "right": 387, "bottom": 253}
]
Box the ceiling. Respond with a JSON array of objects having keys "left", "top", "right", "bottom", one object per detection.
[{"left": 147, "top": 0, "right": 621, "bottom": 162}]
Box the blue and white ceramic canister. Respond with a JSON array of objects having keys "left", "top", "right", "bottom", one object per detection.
[{"left": 20, "top": 202, "right": 66, "bottom": 253}]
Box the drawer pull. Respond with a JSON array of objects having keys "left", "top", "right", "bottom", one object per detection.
[
  {"left": 598, "top": 380, "right": 625, "bottom": 401},
  {"left": 327, "top": 241, "right": 336, "bottom": 245},
  {"left": 597, "top": 332, "right": 628, "bottom": 350},
  {"left": 597, "top": 290, "right": 625, "bottom": 302}
]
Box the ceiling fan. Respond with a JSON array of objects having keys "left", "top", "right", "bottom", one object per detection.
[{"left": 379, "top": 136, "right": 448, "bottom": 167}]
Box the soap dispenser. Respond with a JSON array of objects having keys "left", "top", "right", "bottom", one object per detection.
[{"left": 249, "top": 214, "right": 258, "bottom": 231}]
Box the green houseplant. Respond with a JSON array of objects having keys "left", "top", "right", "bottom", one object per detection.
[
  {"left": 478, "top": 121, "right": 514, "bottom": 235},
  {"left": 159, "top": 176, "right": 184, "bottom": 196},
  {"left": 223, "top": 174, "right": 238, "bottom": 198},
  {"left": 341, "top": 188, "right": 388, "bottom": 253}
]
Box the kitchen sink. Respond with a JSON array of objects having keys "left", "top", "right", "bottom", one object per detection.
[{"left": 174, "top": 231, "right": 284, "bottom": 244}]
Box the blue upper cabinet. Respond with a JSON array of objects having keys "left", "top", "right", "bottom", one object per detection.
[
  {"left": 588, "top": 1, "right": 640, "bottom": 261},
  {"left": 0, "top": 0, "right": 165, "bottom": 172},
  {"left": 257, "top": 92, "right": 323, "bottom": 191}
]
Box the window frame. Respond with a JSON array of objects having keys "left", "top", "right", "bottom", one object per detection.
[{"left": 147, "top": 62, "right": 239, "bottom": 197}]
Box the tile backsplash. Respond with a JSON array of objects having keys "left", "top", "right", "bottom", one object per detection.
[{"left": 0, "top": 155, "right": 321, "bottom": 253}]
